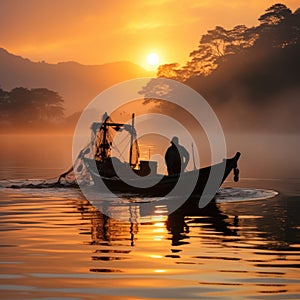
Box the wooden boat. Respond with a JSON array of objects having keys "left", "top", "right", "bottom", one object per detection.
[{"left": 79, "top": 113, "right": 241, "bottom": 206}]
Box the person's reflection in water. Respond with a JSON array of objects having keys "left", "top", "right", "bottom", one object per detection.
[
  {"left": 166, "top": 200, "right": 240, "bottom": 246},
  {"left": 234, "top": 215, "right": 239, "bottom": 227},
  {"left": 166, "top": 212, "right": 190, "bottom": 246}
]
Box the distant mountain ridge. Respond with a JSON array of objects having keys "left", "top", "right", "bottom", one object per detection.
[{"left": 0, "top": 47, "right": 152, "bottom": 114}]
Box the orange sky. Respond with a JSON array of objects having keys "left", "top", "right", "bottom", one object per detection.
[{"left": 0, "top": 0, "right": 299, "bottom": 69}]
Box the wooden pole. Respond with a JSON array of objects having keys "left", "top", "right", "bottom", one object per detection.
[
  {"left": 129, "top": 113, "right": 135, "bottom": 167},
  {"left": 101, "top": 119, "right": 108, "bottom": 161}
]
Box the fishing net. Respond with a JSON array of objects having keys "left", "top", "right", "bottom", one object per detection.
[
  {"left": 58, "top": 114, "right": 140, "bottom": 186},
  {"left": 1, "top": 114, "right": 140, "bottom": 189}
]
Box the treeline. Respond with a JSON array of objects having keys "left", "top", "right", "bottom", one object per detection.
[
  {"left": 157, "top": 3, "right": 300, "bottom": 105},
  {"left": 0, "top": 87, "right": 65, "bottom": 130},
  {"left": 151, "top": 3, "right": 300, "bottom": 131}
]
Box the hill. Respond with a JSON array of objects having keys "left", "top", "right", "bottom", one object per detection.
[{"left": 0, "top": 48, "right": 152, "bottom": 115}]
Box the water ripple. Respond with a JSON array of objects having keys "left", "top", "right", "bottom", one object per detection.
[{"left": 0, "top": 180, "right": 299, "bottom": 299}]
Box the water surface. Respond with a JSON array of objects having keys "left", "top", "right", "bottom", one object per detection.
[{"left": 0, "top": 134, "right": 299, "bottom": 299}]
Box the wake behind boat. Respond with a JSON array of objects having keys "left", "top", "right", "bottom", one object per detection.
[{"left": 59, "top": 113, "right": 241, "bottom": 208}]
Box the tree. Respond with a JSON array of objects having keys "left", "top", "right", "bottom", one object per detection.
[
  {"left": 189, "top": 25, "right": 256, "bottom": 75},
  {"left": 225, "top": 25, "right": 257, "bottom": 54},
  {"left": 188, "top": 44, "right": 217, "bottom": 76},
  {"left": 157, "top": 63, "right": 182, "bottom": 80},
  {"left": 258, "top": 3, "right": 292, "bottom": 25},
  {"left": 0, "top": 88, "right": 10, "bottom": 123},
  {"left": 158, "top": 24, "right": 257, "bottom": 81},
  {"left": 156, "top": 3, "right": 298, "bottom": 82},
  {"left": 0, "top": 87, "right": 65, "bottom": 127},
  {"left": 7, "top": 87, "right": 32, "bottom": 124},
  {"left": 254, "top": 4, "right": 299, "bottom": 49},
  {"left": 30, "top": 88, "right": 64, "bottom": 121}
]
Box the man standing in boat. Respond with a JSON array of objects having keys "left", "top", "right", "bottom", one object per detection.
[{"left": 165, "top": 136, "right": 190, "bottom": 175}]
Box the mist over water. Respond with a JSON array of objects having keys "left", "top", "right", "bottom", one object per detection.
[
  {"left": 0, "top": 134, "right": 72, "bottom": 180},
  {"left": 1, "top": 130, "right": 298, "bottom": 181}
]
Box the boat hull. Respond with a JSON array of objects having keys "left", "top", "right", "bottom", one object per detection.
[{"left": 83, "top": 152, "right": 241, "bottom": 205}]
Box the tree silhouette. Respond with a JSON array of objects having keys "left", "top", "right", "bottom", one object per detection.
[
  {"left": 189, "top": 25, "right": 257, "bottom": 76},
  {"left": 254, "top": 4, "right": 299, "bottom": 49},
  {"left": 140, "top": 3, "right": 300, "bottom": 132},
  {"left": 158, "top": 23, "right": 257, "bottom": 79},
  {"left": 29, "top": 88, "right": 64, "bottom": 121},
  {"left": 156, "top": 3, "right": 298, "bottom": 82},
  {"left": 0, "top": 87, "right": 65, "bottom": 127},
  {"left": 0, "top": 88, "right": 10, "bottom": 123},
  {"left": 258, "top": 3, "right": 292, "bottom": 25},
  {"left": 157, "top": 63, "right": 190, "bottom": 81}
]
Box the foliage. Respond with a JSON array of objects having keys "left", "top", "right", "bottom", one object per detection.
[
  {"left": 0, "top": 87, "right": 65, "bottom": 127},
  {"left": 157, "top": 3, "right": 299, "bottom": 80},
  {"left": 141, "top": 3, "right": 300, "bottom": 132},
  {"left": 258, "top": 3, "right": 292, "bottom": 25}
]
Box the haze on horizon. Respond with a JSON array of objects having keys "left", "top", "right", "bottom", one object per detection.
[{"left": 1, "top": 0, "right": 299, "bottom": 69}]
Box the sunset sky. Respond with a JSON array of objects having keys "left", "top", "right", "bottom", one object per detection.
[{"left": 1, "top": 0, "right": 299, "bottom": 69}]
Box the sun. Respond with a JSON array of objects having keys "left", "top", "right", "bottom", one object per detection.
[{"left": 146, "top": 52, "right": 159, "bottom": 67}]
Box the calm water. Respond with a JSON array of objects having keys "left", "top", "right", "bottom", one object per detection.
[{"left": 0, "top": 134, "right": 299, "bottom": 299}]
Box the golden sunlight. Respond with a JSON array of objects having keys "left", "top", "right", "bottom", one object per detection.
[{"left": 146, "top": 52, "right": 159, "bottom": 67}]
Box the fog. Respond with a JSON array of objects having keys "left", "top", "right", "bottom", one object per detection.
[
  {"left": 1, "top": 86, "right": 299, "bottom": 181},
  {"left": 213, "top": 87, "right": 300, "bottom": 133},
  {"left": 1, "top": 130, "right": 299, "bottom": 182}
]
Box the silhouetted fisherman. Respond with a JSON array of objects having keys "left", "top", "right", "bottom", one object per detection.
[{"left": 165, "top": 136, "right": 189, "bottom": 175}]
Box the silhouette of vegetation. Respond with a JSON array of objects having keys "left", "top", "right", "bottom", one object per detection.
[
  {"left": 0, "top": 87, "right": 64, "bottom": 129},
  {"left": 153, "top": 3, "right": 300, "bottom": 131},
  {"left": 158, "top": 3, "right": 299, "bottom": 83},
  {"left": 259, "top": 3, "right": 292, "bottom": 25}
]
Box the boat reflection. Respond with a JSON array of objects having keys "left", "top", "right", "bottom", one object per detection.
[
  {"left": 74, "top": 192, "right": 300, "bottom": 278},
  {"left": 76, "top": 197, "right": 239, "bottom": 248},
  {"left": 166, "top": 201, "right": 239, "bottom": 246}
]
